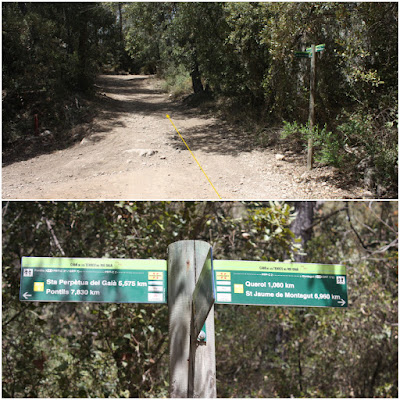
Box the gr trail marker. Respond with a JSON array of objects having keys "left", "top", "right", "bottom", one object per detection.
[
  {"left": 20, "top": 257, "right": 167, "bottom": 303},
  {"left": 213, "top": 260, "right": 347, "bottom": 308}
]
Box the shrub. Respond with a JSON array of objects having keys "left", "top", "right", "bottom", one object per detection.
[
  {"left": 160, "top": 64, "right": 192, "bottom": 97},
  {"left": 337, "top": 110, "right": 398, "bottom": 191},
  {"left": 281, "top": 121, "right": 345, "bottom": 167}
]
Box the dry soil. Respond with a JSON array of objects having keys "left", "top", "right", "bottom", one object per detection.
[{"left": 2, "top": 75, "right": 369, "bottom": 200}]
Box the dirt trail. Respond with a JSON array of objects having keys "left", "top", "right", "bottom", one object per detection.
[{"left": 2, "top": 75, "right": 367, "bottom": 200}]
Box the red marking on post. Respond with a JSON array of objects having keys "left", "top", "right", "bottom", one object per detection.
[{"left": 34, "top": 114, "right": 39, "bottom": 135}]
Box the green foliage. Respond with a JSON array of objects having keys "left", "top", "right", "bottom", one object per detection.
[
  {"left": 281, "top": 121, "right": 307, "bottom": 145},
  {"left": 221, "top": 3, "right": 269, "bottom": 101},
  {"left": 242, "top": 202, "right": 298, "bottom": 260},
  {"left": 2, "top": 201, "right": 397, "bottom": 397},
  {"left": 2, "top": 201, "right": 296, "bottom": 397},
  {"left": 337, "top": 111, "right": 398, "bottom": 189},
  {"left": 281, "top": 121, "right": 345, "bottom": 167},
  {"left": 312, "top": 126, "right": 345, "bottom": 167},
  {"left": 306, "top": 202, "right": 398, "bottom": 397},
  {"left": 159, "top": 64, "right": 192, "bottom": 97},
  {"left": 282, "top": 105, "right": 397, "bottom": 188},
  {"left": 121, "top": 2, "right": 397, "bottom": 192},
  {"left": 3, "top": 2, "right": 397, "bottom": 191},
  {"left": 165, "top": 3, "right": 229, "bottom": 93},
  {"left": 123, "top": 3, "right": 172, "bottom": 74},
  {"left": 216, "top": 202, "right": 398, "bottom": 398},
  {"left": 2, "top": 3, "right": 120, "bottom": 145}
]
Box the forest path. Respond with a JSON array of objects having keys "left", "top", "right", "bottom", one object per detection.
[{"left": 3, "top": 75, "right": 365, "bottom": 199}]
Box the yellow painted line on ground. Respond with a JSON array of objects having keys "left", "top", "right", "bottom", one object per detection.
[{"left": 166, "top": 114, "right": 222, "bottom": 199}]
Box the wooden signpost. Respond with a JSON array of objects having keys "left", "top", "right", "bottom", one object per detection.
[
  {"left": 294, "top": 43, "right": 325, "bottom": 170},
  {"left": 20, "top": 239, "right": 347, "bottom": 398},
  {"left": 167, "top": 241, "right": 216, "bottom": 398}
]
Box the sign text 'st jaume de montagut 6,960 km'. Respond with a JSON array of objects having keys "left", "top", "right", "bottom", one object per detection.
[
  {"left": 213, "top": 260, "right": 347, "bottom": 308},
  {"left": 20, "top": 257, "right": 167, "bottom": 303}
]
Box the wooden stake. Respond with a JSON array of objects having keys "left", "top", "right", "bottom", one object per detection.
[
  {"left": 168, "top": 240, "right": 217, "bottom": 398},
  {"left": 307, "top": 44, "right": 316, "bottom": 170}
]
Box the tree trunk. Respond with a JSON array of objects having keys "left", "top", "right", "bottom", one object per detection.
[
  {"left": 118, "top": 3, "right": 123, "bottom": 43},
  {"left": 290, "top": 202, "right": 316, "bottom": 262},
  {"left": 191, "top": 64, "right": 204, "bottom": 93},
  {"left": 190, "top": 51, "right": 204, "bottom": 94},
  {"left": 77, "top": 9, "right": 89, "bottom": 91}
]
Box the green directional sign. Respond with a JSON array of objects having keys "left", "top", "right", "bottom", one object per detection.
[
  {"left": 306, "top": 44, "right": 325, "bottom": 53},
  {"left": 296, "top": 44, "right": 325, "bottom": 58},
  {"left": 213, "top": 260, "right": 347, "bottom": 308},
  {"left": 295, "top": 51, "right": 311, "bottom": 58},
  {"left": 20, "top": 257, "right": 167, "bottom": 303}
]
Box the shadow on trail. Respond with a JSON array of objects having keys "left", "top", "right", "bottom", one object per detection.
[
  {"left": 168, "top": 122, "right": 253, "bottom": 156},
  {"left": 2, "top": 74, "right": 187, "bottom": 166},
  {"left": 97, "top": 75, "right": 206, "bottom": 118},
  {"left": 1, "top": 109, "right": 126, "bottom": 167},
  {"left": 2, "top": 77, "right": 138, "bottom": 167},
  {"left": 95, "top": 75, "right": 257, "bottom": 157},
  {"left": 2, "top": 75, "right": 362, "bottom": 197}
]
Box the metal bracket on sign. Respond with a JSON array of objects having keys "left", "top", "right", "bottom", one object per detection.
[{"left": 197, "top": 324, "right": 207, "bottom": 345}]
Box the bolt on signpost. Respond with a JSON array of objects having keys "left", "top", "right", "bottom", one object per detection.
[
  {"left": 295, "top": 43, "right": 325, "bottom": 170},
  {"left": 20, "top": 238, "right": 347, "bottom": 398}
]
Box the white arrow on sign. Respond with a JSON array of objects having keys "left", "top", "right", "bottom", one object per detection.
[
  {"left": 338, "top": 298, "right": 346, "bottom": 307},
  {"left": 23, "top": 292, "right": 32, "bottom": 300}
]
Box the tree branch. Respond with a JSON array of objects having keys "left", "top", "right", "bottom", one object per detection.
[
  {"left": 345, "top": 204, "right": 371, "bottom": 252},
  {"left": 3, "top": 304, "right": 30, "bottom": 328},
  {"left": 44, "top": 217, "right": 65, "bottom": 256},
  {"left": 304, "top": 206, "right": 347, "bottom": 232},
  {"left": 2, "top": 201, "right": 9, "bottom": 217},
  {"left": 366, "top": 202, "right": 397, "bottom": 233}
]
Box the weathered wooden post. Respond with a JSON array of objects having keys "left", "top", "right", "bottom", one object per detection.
[
  {"left": 168, "top": 240, "right": 217, "bottom": 398},
  {"left": 295, "top": 43, "right": 324, "bottom": 170},
  {"left": 307, "top": 44, "right": 316, "bottom": 170}
]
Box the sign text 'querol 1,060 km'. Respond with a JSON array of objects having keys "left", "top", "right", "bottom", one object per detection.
[
  {"left": 20, "top": 257, "right": 167, "bottom": 303},
  {"left": 213, "top": 260, "right": 347, "bottom": 308}
]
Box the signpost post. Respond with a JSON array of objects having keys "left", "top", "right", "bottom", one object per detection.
[
  {"left": 167, "top": 241, "right": 216, "bottom": 398},
  {"left": 308, "top": 44, "right": 316, "bottom": 170},
  {"left": 20, "top": 239, "right": 347, "bottom": 398},
  {"left": 294, "top": 43, "right": 325, "bottom": 170}
]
